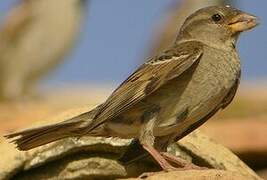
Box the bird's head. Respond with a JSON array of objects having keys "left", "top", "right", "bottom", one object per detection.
[{"left": 177, "top": 6, "right": 259, "bottom": 49}]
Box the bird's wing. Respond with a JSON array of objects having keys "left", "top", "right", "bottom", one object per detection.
[{"left": 90, "top": 41, "right": 203, "bottom": 130}]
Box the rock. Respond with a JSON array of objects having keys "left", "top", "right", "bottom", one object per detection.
[
  {"left": 124, "top": 170, "right": 254, "bottom": 180},
  {"left": 178, "top": 130, "right": 260, "bottom": 179},
  {"left": 0, "top": 107, "right": 262, "bottom": 180},
  {"left": 0, "top": 137, "right": 25, "bottom": 180},
  {"left": 201, "top": 120, "right": 267, "bottom": 169},
  {"left": 257, "top": 169, "right": 267, "bottom": 180}
]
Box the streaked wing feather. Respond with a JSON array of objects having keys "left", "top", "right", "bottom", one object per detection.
[{"left": 90, "top": 41, "right": 204, "bottom": 130}]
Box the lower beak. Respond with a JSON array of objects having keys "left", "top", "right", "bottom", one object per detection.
[{"left": 228, "top": 13, "right": 259, "bottom": 33}]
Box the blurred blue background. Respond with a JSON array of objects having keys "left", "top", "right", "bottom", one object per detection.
[{"left": 0, "top": 0, "right": 266, "bottom": 86}]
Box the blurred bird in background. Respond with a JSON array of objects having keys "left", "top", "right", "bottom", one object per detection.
[{"left": 0, "top": 0, "right": 86, "bottom": 100}]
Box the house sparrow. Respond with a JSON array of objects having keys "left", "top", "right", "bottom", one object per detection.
[
  {"left": 0, "top": 0, "right": 86, "bottom": 100},
  {"left": 5, "top": 6, "right": 258, "bottom": 171}
]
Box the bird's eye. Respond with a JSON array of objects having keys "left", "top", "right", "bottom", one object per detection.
[{"left": 211, "top": 14, "right": 222, "bottom": 22}]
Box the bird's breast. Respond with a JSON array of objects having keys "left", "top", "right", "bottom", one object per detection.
[
  {"left": 156, "top": 47, "right": 241, "bottom": 135},
  {"left": 176, "top": 47, "right": 240, "bottom": 124}
]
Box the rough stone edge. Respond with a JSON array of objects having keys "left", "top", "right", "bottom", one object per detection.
[
  {"left": 121, "top": 169, "right": 256, "bottom": 180},
  {"left": 178, "top": 130, "right": 262, "bottom": 180}
]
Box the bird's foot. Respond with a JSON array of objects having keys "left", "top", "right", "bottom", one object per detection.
[
  {"left": 161, "top": 152, "right": 208, "bottom": 170},
  {"left": 139, "top": 145, "right": 207, "bottom": 178},
  {"left": 139, "top": 157, "right": 207, "bottom": 179}
]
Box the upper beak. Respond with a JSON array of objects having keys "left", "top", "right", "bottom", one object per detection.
[{"left": 228, "top": 13, "right": 259, "bottom": 33}]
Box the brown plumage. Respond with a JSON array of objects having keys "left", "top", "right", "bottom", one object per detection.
[
  {"left": 5, "top": 6, "right": 258, "bottom": 171},
  {"left": 6, "top": 110, "right": 96, "bottom": 150}
]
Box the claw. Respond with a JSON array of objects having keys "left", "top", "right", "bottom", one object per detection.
[{"left": 161, "top": 152, "right": 208, "bottom": 170}]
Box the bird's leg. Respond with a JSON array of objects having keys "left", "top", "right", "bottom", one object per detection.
[
  {"left": 154, "top": 135, "right": 207, "bottom": 170},
  {"left": 139, "top": 144, "right": 177, "bottom": 179},
  {"left": 142, "top": 144, "right": 177, "bottom": 171},
  {"left": 139, "top": 112, "right": 176, "bottom": 172},
  {"left": 139, "top": 110, "right": 206, "bottom": 180}
]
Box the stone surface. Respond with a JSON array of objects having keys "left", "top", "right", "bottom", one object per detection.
[
  {"left": 257, "top": 169, "right": 267, "bottom": 180},
  {"left": 178, "top": 130, "right": 260, "bottom": 179},
  {"left": 0, "top": 137, "right": 25, "bottom": 180},
  {"left": 124, "top": 170, "right": 254, "bottom": 180},
  {"left": 201, "top": 120, "right": 267, "bottom": 170}
]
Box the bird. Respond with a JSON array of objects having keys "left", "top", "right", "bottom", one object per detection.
[
  {"left": 0, "top": 0, "right": 86, "bottom": 100},
  {"left": 5, "top": 6, "right": 258, "bottom": 171}
]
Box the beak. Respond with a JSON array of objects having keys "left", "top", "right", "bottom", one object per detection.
[{"left": 228, "top": 13, "right": 259, "bottom": 33}]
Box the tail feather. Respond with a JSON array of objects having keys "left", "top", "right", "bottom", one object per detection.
[{"left": 4, "top": 111, "right": 95, "bottom": 151}]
